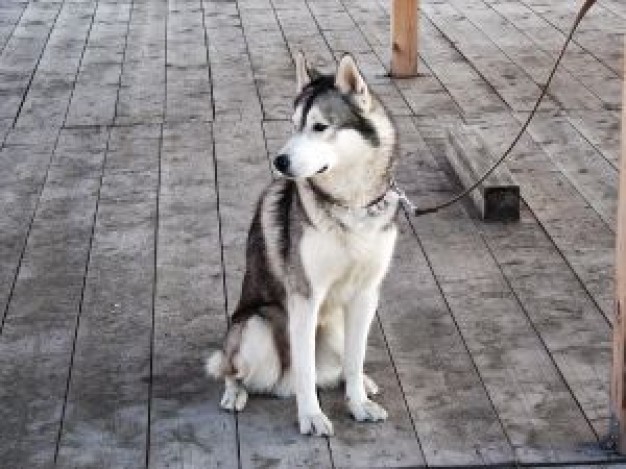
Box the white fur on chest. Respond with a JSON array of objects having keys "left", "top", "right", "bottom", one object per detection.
[{"left": 299, "top": 221, "right": 397, "bottom": 302}]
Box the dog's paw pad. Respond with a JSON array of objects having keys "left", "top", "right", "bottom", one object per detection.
[
  {"left": 348, "top": 399, "right": 388, "bottom": 422},
  {"left": 220, "top": 386, "right": 248, "bottom": 412},
  {"left": 299, "top": 412, "right": 334, "bottom": 436},
  {"left": 363, "top": 374, "right": 380, "bottom": 396}
]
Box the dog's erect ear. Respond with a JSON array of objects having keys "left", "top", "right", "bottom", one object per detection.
[
  {"left": 335, "top": 54, "right": 371, "bottom": 110},
  {"left": 296, "top": 51, "right": 322, "bottom": 93},
  {"left": 296, "top": 51, "right": 311, "bottom": 93}
]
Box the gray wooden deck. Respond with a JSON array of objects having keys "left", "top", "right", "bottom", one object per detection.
[{"left": 0, "top": 0, "right": 624, "bottom": 467}]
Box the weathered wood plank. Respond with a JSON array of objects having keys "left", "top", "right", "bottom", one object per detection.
[
  {"left": 381, "top": 118, "right": 515, "bottom": 466},
  {"left": 421, "top": 121, "right": 612, "bottom": 437},
  {"left": 469, "top": 113, "right": 616, "bottom": 321},
  {"left": 65, "top": 2, "right": 133, "bottom": 126},
  {"left": 55, "top": 124, "right": 160, "bottom": 468},
  {"left": 0, "top": 127, "right": 108, "bottom": 468},
  {"left": 116, "top": 0, "right": 167, "bottom": 125},
  {"left": 409, "top": 117, "right": 605, "bottom": 464},
  {"left": 487, "top": 0, "right": 621, "bottom": 110},
  {"left": 599, "top": 0, "right": 626, "bottom": 20},
  {"left": 0, "top": 128, "right": 60, "bottom": 324},
  {"left": 148, "top": 122, "right": 238, "bottom": 468},
  {"left": 0, "top": 2, "right": 29, "bottom": 57},
  {"left": 16, "top": 1, "right": 96, "bottom": 128},
  {"left": 390, "top": 0, "right": 418, "bottom": 77},
  {"left": 517, "top": 0, "right": 624, "bottom": 78},
  {"left": 237, "top": 0, "right": 295, "bottom": 120},
  {"left": 566, "top": 110, "right": 622, "bottom": 170},
  {"left": 610, "top": 38, "right": 626, "bottom": 454},
  {"left": 165, "top": 0, "right": 213, "bottom": 123},
  {"left": 202, "top": 0, "right": 262, "bottom": 121},
  {"left": 0, "top": 2, "right": 64, "bottom": 124},
  {"left": 381, "top": 217, "right": 514, "bottom": 466},
  {"left": 443, "top": 0, "right": 605, "bottom": 111},
  {"left": 420, "top": 0, "right": 560, "bottom": 112},
  {"left": 271, "top": 0, "right": 335, "bottom": 72},
  {"left": 263, "top": 119, "right": 426, "bottom": 468},
  {"left": 213, "top": 119, "right": 332, "bottom": 469},
  {"left": 524, "top": 113, "right": 618, "bottom": 230}
]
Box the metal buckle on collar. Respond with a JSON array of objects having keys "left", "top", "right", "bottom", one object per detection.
[{"left": 390, "top": 179, "right": 418, "bottom": 214}]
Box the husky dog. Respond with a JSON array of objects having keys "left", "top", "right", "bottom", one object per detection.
[{"left": 207, "top": 52, "right": 399, "bottom": 436}]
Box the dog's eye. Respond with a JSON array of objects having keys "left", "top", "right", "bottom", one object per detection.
[{"left": 312, "top": 123, "right": 328, "bottom": 132}]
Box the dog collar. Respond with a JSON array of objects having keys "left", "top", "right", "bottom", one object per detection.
[{"left": 307, "top": 179, "right": 400, "bottom": 217}]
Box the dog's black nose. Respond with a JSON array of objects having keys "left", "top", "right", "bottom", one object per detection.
[{"left": 274, "top": 154, "right": 290, "bottom": 173}]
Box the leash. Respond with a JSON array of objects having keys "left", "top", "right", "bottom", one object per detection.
[{"left": 397, "top": 0, "right": 598, "bottom": 217}]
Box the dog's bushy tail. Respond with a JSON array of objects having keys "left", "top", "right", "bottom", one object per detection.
[{"left": 206, "top": 350, "right": 228, "bottom": 379}]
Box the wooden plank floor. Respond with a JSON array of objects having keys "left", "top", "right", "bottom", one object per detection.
[{"left": 0, "top": 0, "right": 624, "bottom": 467}]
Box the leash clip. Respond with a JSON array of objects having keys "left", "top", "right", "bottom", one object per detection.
[{"left": 390, "top": 179, "right": 419, "bottom": 214}]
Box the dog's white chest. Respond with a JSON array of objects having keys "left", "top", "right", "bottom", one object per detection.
[{"left": 299, "top": 223, "right": 397, "bottom": 297}]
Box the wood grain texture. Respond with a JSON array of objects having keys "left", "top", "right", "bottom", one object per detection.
[
  {"left": 0, "top": 127, "right": 108, "bottom": 468},
  {"left": 165, "top": 0, "right": 213, "bottom": 123},
  {"left": 408, "top": 117, "right": 605, "bottom": 464},
  {"left": 116, "top": 0, "right": 167, "bottom": 125},
  {"left": 148, "top": 122, "right": 237, "bottom": 468},
  {"left": 55, "top": 125, "right": 161, "bottom": 468},
  {"left": 65, "top": 2, "right": 132, "bottom": 126},
  {"left": 471, "top": 113, "right": 616, "bottom": 321}
]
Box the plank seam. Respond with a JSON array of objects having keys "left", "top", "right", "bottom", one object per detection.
[
  {"left": 145, "top": 121, "right": 163, "bottom": 469},
  {"left": 0, "top": 1, "right": 29, "bottom": 60},
  {"left": 442, "top": 0, "right": 607, "bottom": 111},
  {"left": 402, "top": 210, "right": 516, "bottom": 465},
  {"left": 199, "top": 0, "right": 216, "bottom": 121},
  {"left": 207, "top": 120, "right": 241, "bottom": 468},
  {"left": 233, "top": 0, "right": 267, "bottom": 120},
  {"left": 566, "top": 114, "right": 620, "bottom": 172},
  {"left": 10, "top": 1, "right": 66, "bottom": 128},
  {"left": 52, "top": 123, "right": 112, "bottom": 463},
  {"left": 477, "top": 204, "right": 604, "bottom": 442},
  {"left": 113, "top": 0, "right": 138, "bottom": 123}
]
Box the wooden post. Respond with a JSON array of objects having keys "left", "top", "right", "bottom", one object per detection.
[
  {"left": 610, "top": 37, "right": 626, "bottom": 453},
  {"left": 391, "top": 0, "right": 418, "bottom": 77}
]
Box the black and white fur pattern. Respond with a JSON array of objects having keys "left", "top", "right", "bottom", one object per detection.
[{"left": 207, "top": 53, "right": 399, "bottom": 436}]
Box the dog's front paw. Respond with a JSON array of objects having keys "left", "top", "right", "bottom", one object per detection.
[
  {"left": 220, "top": 385, "right": 248, "bottom": 412},
  {"left": 348, "top": 399, "right": 388, "bottom": 422},
  {"left": 299, "top": 412, "right": 334, "bottom": 436}
]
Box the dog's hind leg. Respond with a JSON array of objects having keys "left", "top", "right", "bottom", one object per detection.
[{"left": 207, "top": 314, "right": 284, "bottom": 410}]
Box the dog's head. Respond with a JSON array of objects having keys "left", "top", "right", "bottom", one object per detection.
[{"left": 274, "top": 53, "right": 395, "bottom": 180}]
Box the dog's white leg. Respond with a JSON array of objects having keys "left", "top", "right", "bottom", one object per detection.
[
  {"left": 289, "top": 294, "right": 334, "bottom": 436},
  {"left": 343, "top": 289, "right": 387, "bottom": 422}
]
